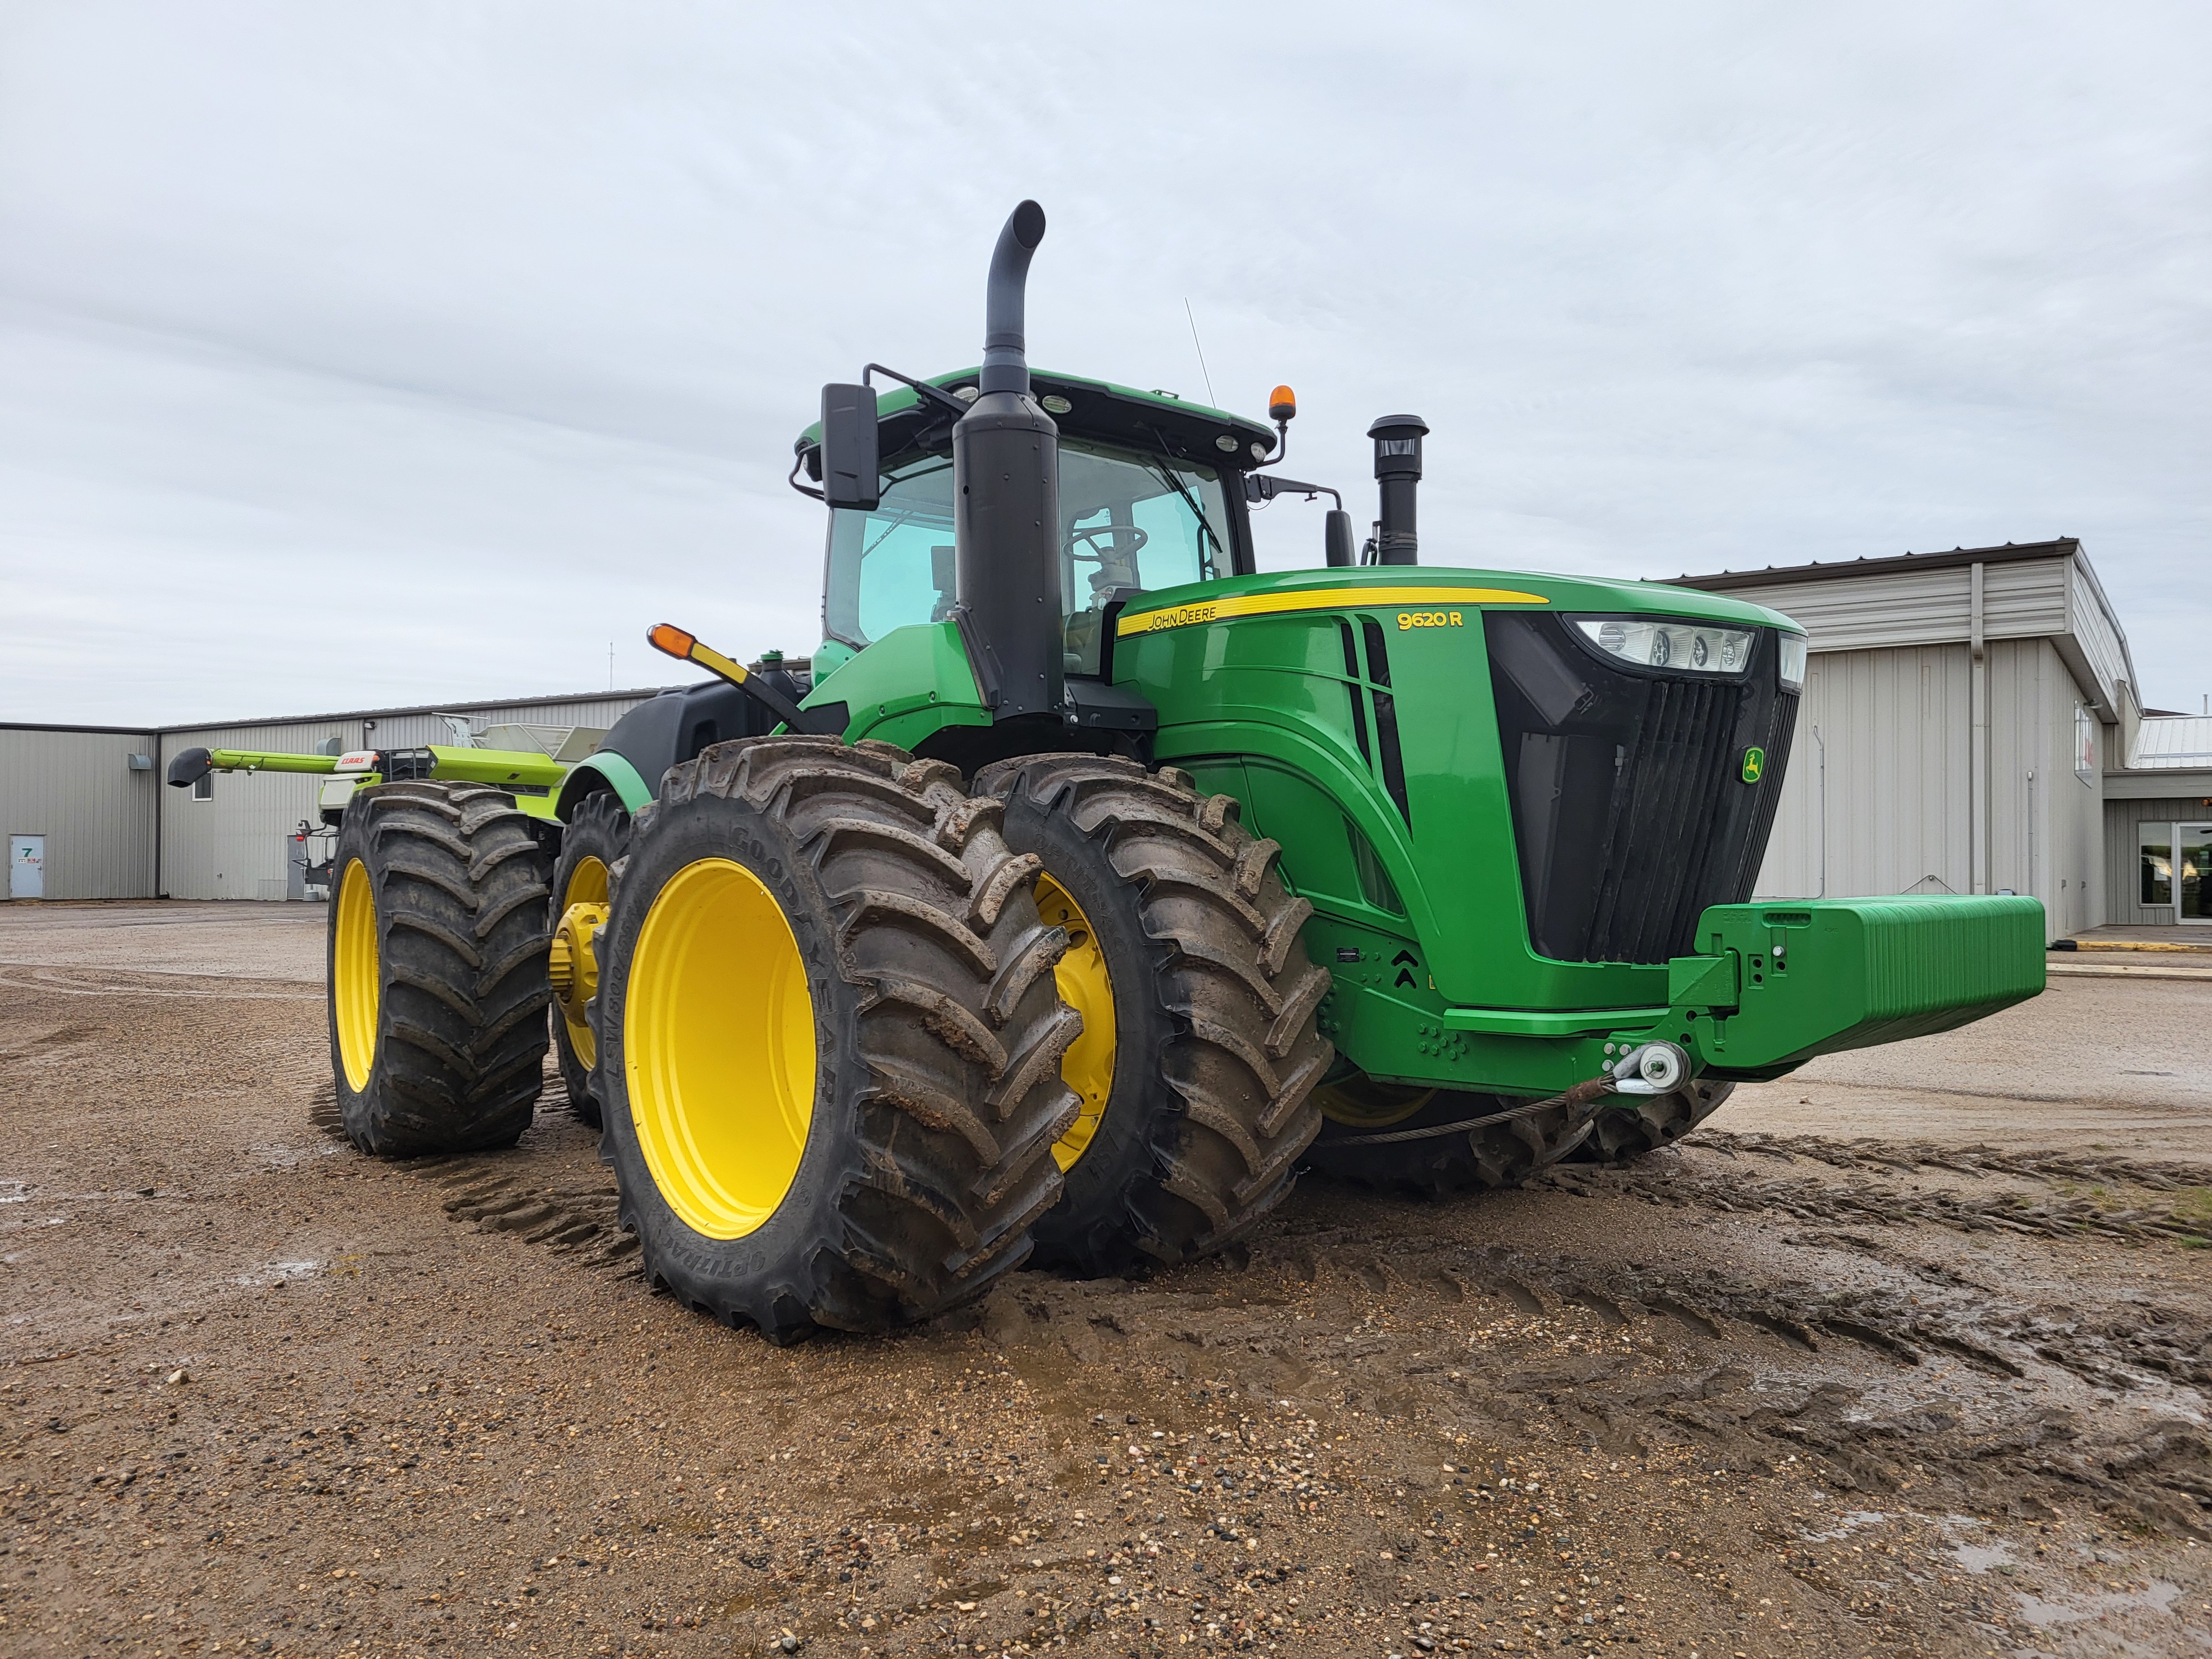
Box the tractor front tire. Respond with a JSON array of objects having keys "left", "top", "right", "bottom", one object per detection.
[
  {"left": 1572, "top": 1081, "right": 1735, "bottom": 1164},
  {"left": 594, "top": 737, "right": 1082, "bottom": 1340},
  {"left": 327, "top": 781, "right": 554, "bottom": 1157},
  {"left": 978, "top": 755, "right": 1332, "bottom": 1277},
  {"left": 1306, "top": 1084, "right": 1594, "bottom": 1196},
  {"left": 549, "top": 790, "right": 630, "bottom": 1129}
]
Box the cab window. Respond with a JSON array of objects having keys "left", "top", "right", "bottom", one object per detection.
[{"left": 822, "top": 437, "right": 1232, "bottom": 673}]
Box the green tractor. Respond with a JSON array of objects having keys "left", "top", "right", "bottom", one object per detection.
[{"left": 174, "top": 201, "right": 2044, "bottom": 1340}]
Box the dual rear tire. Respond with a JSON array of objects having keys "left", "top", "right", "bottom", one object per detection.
[
  {"left": 327, "top": 782, "right": 552, "bottom": 1156},
  {"left": 581, "top": 745, "right": 1334, "bottom": 1333}
]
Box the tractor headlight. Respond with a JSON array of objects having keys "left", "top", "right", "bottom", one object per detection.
[
  {"left": 1777, "top": 631, "right": 1808, "bottom": 690},
  {"left": 1573, "top": 617, "right": 1756, "bottom": 677}
]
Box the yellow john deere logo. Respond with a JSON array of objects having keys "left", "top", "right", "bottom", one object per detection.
[{"left": 1741, "top": 747, "right": 1766, "bottom": 784}]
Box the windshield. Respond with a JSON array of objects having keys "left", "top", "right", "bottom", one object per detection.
[{"left": 822, "top": 437, "right": 1233, "bottom": 672}]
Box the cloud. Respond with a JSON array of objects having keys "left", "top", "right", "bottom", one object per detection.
[{"left": 1, "top": 1, "right": 2206, "bottom": 722}]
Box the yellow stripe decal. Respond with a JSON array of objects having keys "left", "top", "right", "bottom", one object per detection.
[{"left": 1115, "top": 585, "right": 1550, "bottom": 638}]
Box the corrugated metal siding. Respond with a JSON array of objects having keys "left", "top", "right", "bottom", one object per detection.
[
  {"left": 1981, "top": 557, "right": 2070, "bottom": 641},
  {"left": 1695, "top": 555, "right": 2073, "bottom": 657},
  {"left": 1703, "top": 565, "right": 1971, "bottom": 653},
  {"left": 0, "top": 728, "right": 159, "bottom": 900},
  {"left": 2065, "top": 556, "right": 2131, "bottom": 715},
  {"left": 157, "top": 691, "right": 662, "bottom": 901},
  {"left": 1985, "top": 638, "right": 2101, "bottom": 937},
  {"left": 1752, "top": 644, "right": 1973, "bottom": 900}
]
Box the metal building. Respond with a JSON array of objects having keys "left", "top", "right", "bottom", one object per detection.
[
  {"left": 2, "top": 689, "right": 669, "bottom": 903},
  {"left": 0, "top": 724, "right": 161, "bottom": 900}
]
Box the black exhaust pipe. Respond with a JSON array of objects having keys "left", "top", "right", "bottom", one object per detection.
[
  {"left": 1368, "top": 414, "right": 1428, "bottom": 566},
  {"left": 954, "top": 201, "right": 1062, "bottom": 718}
]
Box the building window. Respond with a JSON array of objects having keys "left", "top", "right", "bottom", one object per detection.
[
  {"left": 2075, "top": 705, "right": 2097, "bottom": 785},
  {"left": 192, "top": 773, "right": 213, "bottom": 802},
  {"left": 2141, "top": 826, "right": 2172, "bottom": 906}
]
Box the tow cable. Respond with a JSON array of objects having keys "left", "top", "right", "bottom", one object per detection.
[{"left": 1319, "top": 1041, "right": 1689, "bottom": 1147}]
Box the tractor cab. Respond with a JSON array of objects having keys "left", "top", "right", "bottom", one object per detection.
[{"left": 802, "top": 369, "right": 1279, "bottom": 679}]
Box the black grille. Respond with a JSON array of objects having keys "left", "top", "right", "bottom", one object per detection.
[{"left": 1487, "top": 613, "right": 1798, "bottom": 965}]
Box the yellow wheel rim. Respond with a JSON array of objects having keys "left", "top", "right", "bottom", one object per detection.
[
  {"left": 554, "top": 855, "right": 610, "bottom": 1068},
  {"left": 333, "top": 858, "right": 380, "bottom": 1093},
  {"left": 1039, "top": 872, "right": 1115, "bottom": 1172},
  {"left": 623, "top": 857, "right": 816, "bottom": 1239},
  {"left": 1315, "top": 1074, "right": 1436, "bottom": 1129}
]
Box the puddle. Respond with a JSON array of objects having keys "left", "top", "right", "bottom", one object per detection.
[
  {"left": 1942, "top": 1515, "right": 2017, "bottom": 1575},
  {"left": 2016, "top": 1580, "right": 2182, "bottom": 1627}
]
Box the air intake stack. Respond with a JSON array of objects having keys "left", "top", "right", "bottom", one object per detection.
[{"left": 953, "top": 201, "right": 1062, "bottom": 718}]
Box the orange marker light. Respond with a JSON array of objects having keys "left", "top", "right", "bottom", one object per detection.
[
  {"left": 647, "top": 623, "right": 697, "bottom": 661},
  {"left": 1268, "top": 385, "right": 1297, "bottom": 422}
]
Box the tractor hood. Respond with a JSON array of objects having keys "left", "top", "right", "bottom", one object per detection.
[{"left": 1114, "top": 565, "right": 1808, "bottom": 1014}]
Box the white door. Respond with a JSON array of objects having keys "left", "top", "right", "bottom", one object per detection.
[
  {"left": 2182, "top": 823, "right": 2212, "bottom": 925},
  {"left": 9, "top": 834, "right": 44, "bottom": 900}
]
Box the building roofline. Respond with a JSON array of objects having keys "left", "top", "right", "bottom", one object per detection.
[
  {"left": 1664, "top": 536, "right": 2141, "bottom": 716},
  {"left": 0, "top": 722, "right": 159, "bottom": 738},
  {"left": 1661, "top": 538, "right": 2083, "bottom": 592}
]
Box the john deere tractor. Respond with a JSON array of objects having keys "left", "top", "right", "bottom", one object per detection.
[{"left": 174, "top": 201, "right": 2044, "bottom": 1340}]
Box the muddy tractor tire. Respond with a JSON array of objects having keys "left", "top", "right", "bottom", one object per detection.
[
  {"left": 1572, "top": 1080, "right": 1735, "bottom": 1164},
  {"left": 593, "top": 737, "right": 1082, "bottom": 1340},
  {"left": 547, "top": 790, "right": 630, "bottom": 1130},
  {"left": 977, "top": 755, "right": 1332, "bottom": 1277},
  {"left": 327, "top": 781, "right": 554, "bottom": 1157},
  {"left": 1306, "top": 1082, "right": 1594, "bottom": 1196}
]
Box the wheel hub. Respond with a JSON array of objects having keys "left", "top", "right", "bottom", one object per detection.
[{"left": 549, "top": 899, "right": 608, "bottom": 1022}]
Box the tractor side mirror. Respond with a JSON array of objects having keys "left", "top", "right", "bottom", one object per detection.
[
  {"left": 819, "top": 383, "right": 880, "bottom": 512},
  {"left": 1324, "top": 509, "right": 1356, "bottom": 568}
]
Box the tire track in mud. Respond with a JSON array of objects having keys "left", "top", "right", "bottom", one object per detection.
[
  {"left": 304, "top": 1064, "right": 2212, "bottom": 1538},
  {"left": 974, "top": 1221, "right": 2212, "bottom": 1539},
  {"left": 1548, "top": 1129, "right": 2212, "bottom": 1244},
  {"left": 308, "top": 1065, "right": 640, "bottom": 1276}
]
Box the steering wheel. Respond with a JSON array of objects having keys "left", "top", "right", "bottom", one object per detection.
[{"left": 1070, "top": 522, "right": 1149, "bottom": 561}]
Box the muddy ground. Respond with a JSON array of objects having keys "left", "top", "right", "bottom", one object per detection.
[{"left": 3, "top": 901, "right": 2210, "bottom": 1659}]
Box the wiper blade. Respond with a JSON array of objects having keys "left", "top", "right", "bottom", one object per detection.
[{"left": 1143, "top": 429, "right": 1225, "bottom": 578}]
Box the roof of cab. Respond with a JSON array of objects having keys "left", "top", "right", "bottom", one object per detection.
[{"left": 796, "top": 367, "right": 1278, "bottom": 470}]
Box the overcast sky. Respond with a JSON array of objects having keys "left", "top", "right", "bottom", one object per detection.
[{"left": 2, "top": 2, "right": 2206, "bottom": 727}]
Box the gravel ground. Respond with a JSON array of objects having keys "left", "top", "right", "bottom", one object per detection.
[{"left": 3, "top": 900, "right": 2209, "bottom": 1659}]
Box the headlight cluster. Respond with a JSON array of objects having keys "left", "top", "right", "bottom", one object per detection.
[{"left": 1574, "top": 617, "right": 1756, "bottom": 676}]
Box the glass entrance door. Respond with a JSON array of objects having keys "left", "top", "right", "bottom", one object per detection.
[{"left": 2182, "top": 825, "right": 2212, "bottom": 924}]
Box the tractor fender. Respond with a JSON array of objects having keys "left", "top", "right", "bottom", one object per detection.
[
  {"left": 555, "top": 751, "right": 655, "bottom": 819},
  {"left": 559, "top": 675, "right": 801, "bottom": 820}
]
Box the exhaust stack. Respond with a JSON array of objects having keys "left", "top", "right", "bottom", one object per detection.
[
  {"left": 1368, "top": 414, "right": 1428, "bottom": 566},
  {"left": 953, "top": 201, "right": 1063, "bottom": 718}
]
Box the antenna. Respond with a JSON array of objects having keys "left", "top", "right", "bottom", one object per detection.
[
  {"left": 1183, "top": 299, "right": 1218, "bottom": 407},
  {"left": 608, "top": 641, "right": 614, "bottom": 691}
]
